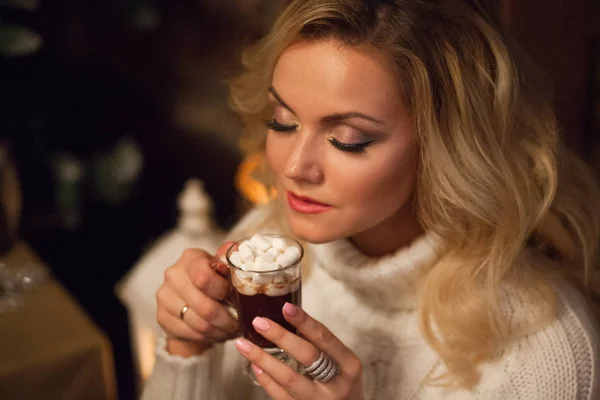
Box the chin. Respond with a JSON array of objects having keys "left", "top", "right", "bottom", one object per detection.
[{"left": 286, "top": 214, "right": 346, "bottom": 244}]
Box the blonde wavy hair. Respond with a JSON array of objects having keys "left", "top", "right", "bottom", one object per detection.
[{"left": 229, "top": 0, "right": 600, "bottom": 389}]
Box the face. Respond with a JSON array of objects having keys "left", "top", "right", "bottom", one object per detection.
[{"left": 265, "top": 39, "right": 420, "bottom": 252}]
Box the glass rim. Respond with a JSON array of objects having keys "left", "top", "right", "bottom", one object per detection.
[{"left": 225, "top": 233, "right": 304, "bottom": 273}]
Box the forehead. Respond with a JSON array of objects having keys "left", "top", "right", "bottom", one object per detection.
[{"left": 272, "top": 39, "right": 404, "bottom": 119}]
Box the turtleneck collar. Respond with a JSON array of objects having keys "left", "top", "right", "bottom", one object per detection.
[{"left": 308, "top": 232, "right": 443, "bottom": 310}]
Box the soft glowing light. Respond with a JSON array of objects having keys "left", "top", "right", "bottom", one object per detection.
[
  {"left": 235, "top": 153, "right": 277, "bottom": 204},
  {"left": 137, "top": 328, "right": 157, "bottom": 380}
]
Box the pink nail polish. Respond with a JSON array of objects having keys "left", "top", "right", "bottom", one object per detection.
[
  {"left": 283, "top": 302, "right": 299, "bottom": 316},
  {"left": 251, "top": 363, "right": 263, "bottom": 375},
  {"left": 252, "top": 317, "right": 271, "bottom": 331},
  {"left": 235, "top": 338, "right": 252, "bottom": 353}
]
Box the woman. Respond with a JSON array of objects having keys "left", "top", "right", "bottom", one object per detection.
[{"left": 142, "top": 0, "right": 600, "bottom": 398}]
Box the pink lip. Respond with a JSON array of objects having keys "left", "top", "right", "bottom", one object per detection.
[{"left": 286, "top": 191, "right": 333, "bottom": 214}]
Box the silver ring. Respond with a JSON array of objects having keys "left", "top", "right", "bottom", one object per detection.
[
  {"left": 180, "top": 304, "right": 189, "bottom": 320},
  {"left": 305, "top": 351, "right": 325, "bottom": 374},
  {"left": 320, "top": 364, "right": 338, "bottom": 382},
  {"left": 304, "top": 351, "right": 338, "bottom": 383}
]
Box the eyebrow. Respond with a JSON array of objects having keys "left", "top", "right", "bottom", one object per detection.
[
  {"left": 269, "top": 87, "right": 295, "bottom": 114},
  {"left": 268, "top": 86, "right": 386, "bottom": 126},
  {"left": 321, "top": 112, "right": 385, "bottom": 126}
]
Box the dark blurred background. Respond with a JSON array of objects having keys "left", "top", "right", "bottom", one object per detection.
[
  {"left": 0, "top": 1, "right": 286, "bottom": 398},
  {"left": 0, "top": 0, "right": 599, "bottom": 399}
]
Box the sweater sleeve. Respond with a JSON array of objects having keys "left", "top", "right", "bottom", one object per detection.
[
  {"left": 141, "top": 338, "right": 227, "bottom": 400},
  {"left": 141, "top": 205, "right": 278, "bottom": 400},
  {"left": 141, "top": 337, "right": 265, "bottom": 400},
  {"left": 475, "top": 284, "right": 600, "bottom": 400}
]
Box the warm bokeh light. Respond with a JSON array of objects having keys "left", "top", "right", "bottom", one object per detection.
[
  {"left": 235, "top": 153, "right": 277, "bottom": 204},
  {"left": 137, "top": 328, "right": 157, "bottom": 381}
]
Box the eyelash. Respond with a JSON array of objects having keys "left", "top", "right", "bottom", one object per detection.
[
  {"left": 264, "top": 119, "right": 297, "bottom": 133},
  {"left": 264, "top": 118, "right": 374, "bottom": 154},
  {"left": 328, "top": 138, "right": 373, "bottom": 153}
]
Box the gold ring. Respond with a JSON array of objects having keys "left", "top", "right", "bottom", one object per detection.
[{"left": 180, "top": 304, "right": 190, "bottom": 320}]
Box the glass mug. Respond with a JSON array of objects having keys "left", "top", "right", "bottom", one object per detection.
[{"left": 226, "top": 234, "right": 303, "bottom": 384}]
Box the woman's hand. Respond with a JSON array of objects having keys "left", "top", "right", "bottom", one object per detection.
[
  {"left": 156, "top": 242, "right": 239, "bottom": 357},
  {"left": 234, "top": 303, "right": 364, "bottom": 400}
]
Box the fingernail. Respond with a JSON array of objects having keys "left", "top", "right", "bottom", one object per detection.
[
  {"left": 252, "top": 317, "right": 271, "bottom": 331},
  {"left": 218, "top": 263, "right": 229, "bottom": 274},
  {"left": 214, "top": 262, "right": 229, "bottom": 277},
  {"left": 251, "top": 363, "right": 263, "bottom": 375},
  {"left": 235, "top": 338, "right": 252, "bottom": 353},
  {"left": 283, "top": 302, "right": 299, "bottom": 316}
]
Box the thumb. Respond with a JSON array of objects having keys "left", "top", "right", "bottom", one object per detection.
[{"left": 211, "top": 241, "right": 237, "bottom": 277}]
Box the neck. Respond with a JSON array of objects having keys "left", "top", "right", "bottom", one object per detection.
[
  {"left": 349, "top": 202, "right": 422, "bottom": 257},
  {"left": 309, "top": 221, "right": 441, "bottom": 311}
]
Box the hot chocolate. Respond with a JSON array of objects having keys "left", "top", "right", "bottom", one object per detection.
[{"left": 227, "top": 234, "right": 303, "bottom": 348}]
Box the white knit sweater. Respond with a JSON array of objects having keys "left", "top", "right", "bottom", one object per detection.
[{"left": 141, "top": 206, "right": 600, "bottom": 399}]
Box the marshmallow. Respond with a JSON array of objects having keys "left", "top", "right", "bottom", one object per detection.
[
  {"left": 238, "top": 283, "right": 258, "bottom": 296},
  {"left": 249, "top": 234, "right": 272, "bottom": 252},
  {"left": 265, "top": 284, "right": 290, "bottom": 297},
  {"left": 229, "top": 251, "right": 243, "bottom": 266},
  {"left": 271, "top": 237, "right": 287, "bottom": 251},
  {"left": 238, "top": 262, "right": 254, "bottom": 272},
  {"left": 254, "top": 259, "right": 279, "bottom": 272},
  {"left": 284, "top": 270, "right": 298, "bottom": 282},
  {"left": 232, "top": 270, "right": 253, "bottom": 283},
  {"left": 252, "top": 273, "right": 273, "bottom": 285},
  {"left": 276, "top": 247, "right": 300, "bottom": 268},
  {"left": 257, "top": 252, "right": 276, "bottom": 262},
  {"left": 238, "top": 242, "right": 255, "bottom": 262},
  {"left": 286, "top": 246, "right": 301, "bottom": 258},
  {"left": 266, "top": 247, "right": 281, "bottom": 259},
  {"left": 230, "top": 234, "right": 302, "bottom": 297}
]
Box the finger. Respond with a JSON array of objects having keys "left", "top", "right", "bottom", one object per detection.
[
  {"left": 181, "top": 307, "right": 235, "bottom": 341},
  {"left": 176, "top": 248, "right": 230, "bottom": 295},
  {"left": 157, "top": 285, "right": 233, "bottom": 341},
  {"left": 251, "top": 316, "right": 319, "bottom": 369},
  {"left": 211, "top": 241, "right": 237, "bottom": 277},
  {"left": 157, "top": 308, "right": 206, "bottom": 343},
  {"left": 187, "top": 288, "right": 238, "bottom": 334},
  {"left": 208, "top": 256, "right": 231, "bottom": 279},
  {"left": 186, "top": 260, "right": 230, "bottom": 301},
  {"left": 251, "top": 364, "right": 296, "bottom": 400},
  {"left": 163, "top": 270, "right": 238, "bottom": 334},
  {"left": 282, "top": 303, "right": 361, "bottom": 376},
  {"left": 234, "top": 338, "right": 315, "bottom": 397},
  {"left": 156, "top": 284, "right": 186, "bottom": 317},
  {"left": 177, "top": 248, "right": 211, "bottom": 265}
]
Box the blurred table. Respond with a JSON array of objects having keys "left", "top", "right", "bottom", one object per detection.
[{"left": 0, "top": 242, "right": 116, "bottom": 400}]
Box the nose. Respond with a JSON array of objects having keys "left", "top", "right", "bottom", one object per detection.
[{"left": 282, "top": 130, "right": 324, "bottom": 184}]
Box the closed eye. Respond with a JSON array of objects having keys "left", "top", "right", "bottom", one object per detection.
[
  {"left": 265, "top": 118, "right": 375, "bottom": 153},
  {"left": 328, "top": 137, "right": 375, "bottom": 153},
  {"left": 264, "top": 118, "right": 297, "bottom": 133}
]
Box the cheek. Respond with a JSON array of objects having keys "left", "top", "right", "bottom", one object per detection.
[
  {"left": 265, "top": 133, "right": 286, "bottom": 173},
  {"left": 335, "top": 149, "right": 418, "bottom": 212}
]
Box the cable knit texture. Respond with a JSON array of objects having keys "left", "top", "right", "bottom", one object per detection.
[{"left": 141, "top": 205, "right": 600, "bottom": 400}]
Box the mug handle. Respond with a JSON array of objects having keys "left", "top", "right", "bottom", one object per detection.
[{"left": 210, "top": 246, "right": 239, "bottom": 321}]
